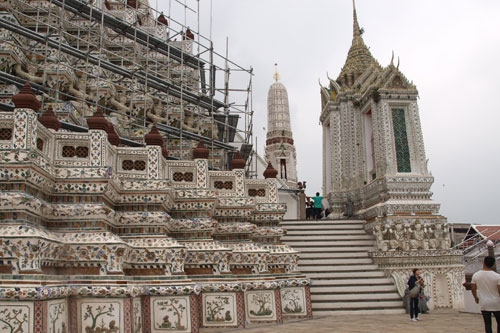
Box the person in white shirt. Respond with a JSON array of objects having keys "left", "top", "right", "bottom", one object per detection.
[{"left": 472, "top": 256, "right": 500, "bottom": 333}]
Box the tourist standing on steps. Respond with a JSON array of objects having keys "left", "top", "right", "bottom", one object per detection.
[
  {"left": 408, "top": 268, "right": 425, "bottom": 322},
  {"left": 305, "top": 200, "right": 314, "bottom": 220},
  {"left": 311, "top": 192, "right": 323, "bottom": 220},
  {"left": 472, "top": 256, "right": 500, "bottom": 333}
]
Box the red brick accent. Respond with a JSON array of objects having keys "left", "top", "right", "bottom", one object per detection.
[
  {"left": 142, "top": 296, "right": 151, "bottom": 333},
  {"left": 305, "top": 285, "right": 313, "bottom": 318},
  {"left": 274, "top": 289, "right": 283, "bottom": 324},
  {"left": 38, "top": 106, "right": 61, "bottom": 131},
  {"left": 190, "top": 294, "right": 200, "bottom": 333},
  {"left": 145, "top": 123, "right": 168, "bottom": 158},
  {"left": 68, "top": 297, "right": 78, "bottom": 332},
  {"left": 266, "top": 137, "right": 294, "bottom": 146},
  {"left": 11, "top": 82, "right": 41, "bottom": 111},
  {"left": 263, "top": 162, "right": 278, "bottom": 178},
  {"left": 193, "top": 140, "right": 209, "bottom": 159},
  {"left": 230, "top": 151, "right": 246, "bottom": 170},
  {"left": 34, "top": 301, "right": 43, "bottom": 332},
  {"left": 236, "top": 291, "right": 245, "bottom": 328},
  {"left": 124, "top": 298, "right": 131, "bottom": 332},
  {"left": 158, "top": 14, "right": 168, "bottom": 26}
]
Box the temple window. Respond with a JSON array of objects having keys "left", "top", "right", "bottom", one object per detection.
[
  {"left": 62, "top": 145, "right": 89, "bottom": 158},
  {"left": 280, "top": 158, "right": 287, "bottom": 179},
  {"left": 0, "top": 128, "right": 12, "bottom": 140},
  {"left": 36, "top": 138, "right": 44, "bottom": 151},
  {"left": 76, "top": 146, "right": 89, "bottom": 158},
  {"left": 172, "top": 172, "right": 194, "bottom": 182},
  {"left": 122, "top": 159, "right": 146, "bottom": 171},
  {"left": 248, "top": 189, "right": 266, "bottom": 197},
  {"left": 392, "top": 108, "right": 411, "bottom": 172},
  {"left": 214, "top": 180, "right": 233, "bottom": 190}
]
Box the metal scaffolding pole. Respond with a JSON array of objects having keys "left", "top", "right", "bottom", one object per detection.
[{"left": 1, "top": 0, "right": 254, "bottom": 168}]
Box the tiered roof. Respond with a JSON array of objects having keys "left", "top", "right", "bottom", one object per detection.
[{"left": 337, "top": 2, "right": 381, "bottom": 88}]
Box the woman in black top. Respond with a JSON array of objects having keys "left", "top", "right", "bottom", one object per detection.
[{"left": 408, "top": 268, "right": 425, "bottom": 321}]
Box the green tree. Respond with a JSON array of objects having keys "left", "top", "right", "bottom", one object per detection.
[
  {"left": 206, "top": 296, "right": 229, "bottom": 322},
  {"left": 83, "top": 304, "right": 114, "bottom": 330}
]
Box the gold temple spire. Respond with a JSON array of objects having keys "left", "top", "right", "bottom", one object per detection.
[{"left": 273, "top": 63, "right": 280, "bottom": 82}]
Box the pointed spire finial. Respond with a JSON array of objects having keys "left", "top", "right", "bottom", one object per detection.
[
  {"left": 353, "top": 0, "right": 362, "bottom": 40},
  {"left": 390, "top": 50, "right": 394, "bottom": 66},
  {"left": 38, "top": 105, "right": 61, "bottom": 131},
  {"left": 273, "top": 63, "right": 280, "bottom": 82},
  {"left": 263, "top": 161, "right": 278, "bottom": 179},
  {"left": 12, "top": 82, "right": 41, "bottom": 111},
  {"left": 397, "top": 56, "right": 400, "bottom": 69}
]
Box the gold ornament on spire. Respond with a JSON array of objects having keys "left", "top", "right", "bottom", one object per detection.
[{"left": 273, "top": 63, "right": 280, "bottom": 82}]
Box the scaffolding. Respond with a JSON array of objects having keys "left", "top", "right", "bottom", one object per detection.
[{"left": 0, "top": 0, "right": 254, "bottom": 169}]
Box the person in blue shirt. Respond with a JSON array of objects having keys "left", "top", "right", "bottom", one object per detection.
[{"left": 311, "top": 192, "right": 323, "bottom": 220}]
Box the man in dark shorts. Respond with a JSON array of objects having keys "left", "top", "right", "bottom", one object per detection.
[
  {"left": 311, "top": 192, "right": 323, "bottom": 220},
  {"left": 472, "top": 256, "right": 500, "bottom": 333},
  {"left": 305, "top": 200, "right": 314, "bottom": 220}
]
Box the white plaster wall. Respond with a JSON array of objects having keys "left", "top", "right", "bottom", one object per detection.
[
  {"left": 363, "top": 111, "right": 374, "bottom": 176},
  {"left": 324, "top": 124, "right": 331, "bottom": 194},
  {"left": 253, "top": 149, "right": 268, "bottom": 178},
  {"left": 279, "top": 192, "right": 298, "bottom": 220}
]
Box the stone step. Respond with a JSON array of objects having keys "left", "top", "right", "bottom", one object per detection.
[
  {"left": 299, "top": 252, "right": 369, "bottom": 259},
  {"left": 312, "top": 300, "right": 403, "bottom": 310},
  {"left": 310, "top": 285, "right": 398, "bottom": 293},
  {"left": 294, "top": 247, "right": 374, "bottom": 253},
  {"left": 285, "top": 240, "right": 375, "bottom": 246},
  {"left": 282, "top": 234, "right": 374, "bottom": 241},
  {"left": 311, "top": 278, "right": 394, "bottom": 286},
  {"left": 281, "top": 220, "right": 365, "bottom": 225},
  {"left": 282, "top": 218, "right": 401, "bottom": 315},
  {"left": 299, "top": 258, "right": 373, "bottom": 265},
  {"left": 292, "top": 243, "right": 374, "bottom": 253},
  {"left": 306, "top": 271, "right": 386, "bottom": 279},
  {"left": 286, "top": 229, "right": 367, "bottom": 235},
  {"left": 313, "top": 309, "right": 406, "bottom": 316},
  {"left": 300, "top": 264, "right": 380, "bottom": 272},
  {"left": 311, "top": 293, "right": 401, "bottom": 301},
  {"left": 282, "top": 224, "right": 364, "bottom": 230}
]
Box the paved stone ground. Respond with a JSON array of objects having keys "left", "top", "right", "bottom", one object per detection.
[{"left": 200, "top": 310, "right": 487, "bottom": 332}]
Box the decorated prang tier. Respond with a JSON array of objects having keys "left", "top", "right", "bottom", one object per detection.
[{"left": 0, "top": 93, "right": 311, "bottom": 332}]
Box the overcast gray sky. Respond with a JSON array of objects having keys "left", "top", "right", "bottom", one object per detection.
[{"left": 160, "top": 0, "right": 500, "bottom": 225}]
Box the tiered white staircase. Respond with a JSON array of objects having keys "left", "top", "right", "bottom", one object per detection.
[{"left": 281, "top": 219, "right": 405, "bottom": 316}]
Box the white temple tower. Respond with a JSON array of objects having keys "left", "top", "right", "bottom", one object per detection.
[
  {"left": 320, "top": 4, "right": 436, "bottom": 219},
  {"left": 318, "top": 2, "right": 464, "bottom": 310},
  {"left": 265, "top": 67, "right": 298, "bottom": 188}
]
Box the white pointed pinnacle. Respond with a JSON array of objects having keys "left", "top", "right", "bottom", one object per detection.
[{"left": 326, "top": 71, "right": 333, "bottom": 82}]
